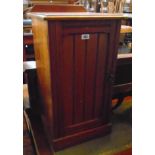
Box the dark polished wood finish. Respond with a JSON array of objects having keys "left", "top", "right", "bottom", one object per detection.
[
  {"left": 30, "top": 13, "right": 122, "bottom": 151},
  {"left": 30, "top": 4, "right": 86, "bottom": 12}
]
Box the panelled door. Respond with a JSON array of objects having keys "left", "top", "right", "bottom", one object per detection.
[{"left": 53, "top": 20, "right": 117, "bottom": 137}]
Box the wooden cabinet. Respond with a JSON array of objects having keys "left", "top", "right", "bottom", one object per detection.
[{"left": 30, "top": 13, "right": 123, "bottom": 151}]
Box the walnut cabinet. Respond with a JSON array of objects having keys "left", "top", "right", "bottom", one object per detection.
[{"left": 30, "top": 13, "right": 123, "bottom": 151}]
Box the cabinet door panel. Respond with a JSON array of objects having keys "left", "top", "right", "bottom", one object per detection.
[
  {"left": 74, "top": 34, "right": 86, "bottom": 124},
  {"left": 94, "top": 33, "right": 109, "bottom": 119},
  {"left": 84, "top": 34, "right": 98, "bottom": 121},
  {"left": 61, "top": 35, "right": 74, "bottom": 126},
  {"left": 60, "top": 24, "right": 112, "bottom": 136}
]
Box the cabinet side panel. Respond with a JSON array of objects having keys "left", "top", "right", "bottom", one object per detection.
[{"left": 31, "top": 18, "right": 54, "bottom": 138}]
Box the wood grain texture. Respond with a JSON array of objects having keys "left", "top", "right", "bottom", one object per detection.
[
  {"left": 31, "top": 14, "right": 122, "bottom": 150},
  {"left": 23, "top": 23, "right": 130, "bottom": 61},
  {"left": 74, "top": 34, "right": 85, "bottom": 123},
  {"left": 53, "top": 123, "right": 112, "bottom": 151},
  {"left": 31, "top": 17, "right": 55, "bottom": 139},
  {"left": 56, "top": 21, "right": 118, "bottom": 137},
  {"left": 30, "top": 4, "right": 86, "bottom": 12},
  {"left": 28, "top": 12, "right": 129, "bottom": 20}
]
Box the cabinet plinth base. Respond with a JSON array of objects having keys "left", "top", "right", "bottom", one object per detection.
[{"left": 52, "top": 123, "right": 112, "bottom": 151}]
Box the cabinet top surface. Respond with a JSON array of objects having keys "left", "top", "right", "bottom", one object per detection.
[{"left": 28, "top": 12, "right": 131, "bottom": 20}]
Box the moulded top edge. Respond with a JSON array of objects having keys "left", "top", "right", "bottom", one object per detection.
[{"left": 28, "top": 12, "right": 132, "bottom": 20}]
